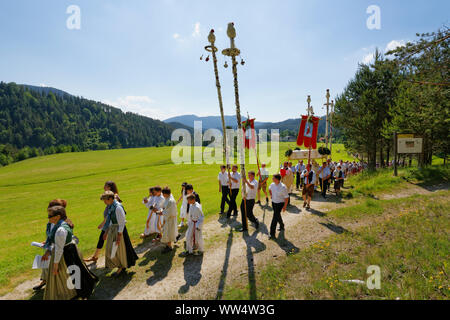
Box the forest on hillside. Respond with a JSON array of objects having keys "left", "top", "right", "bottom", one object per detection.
[{"left": 0, "top": 82, "right": 175, "bottom": 166}]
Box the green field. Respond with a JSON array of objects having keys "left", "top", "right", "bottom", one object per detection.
[{"left": 0, "top": 142, "right": 362, "bottom": 293}]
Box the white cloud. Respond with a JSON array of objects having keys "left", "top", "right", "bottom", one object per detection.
[
  {"left": 355, "top": 39, "right": 406, "bottom": 64},
  {"left": 192, "top": 22, "right": 201, "bottom": 37},
  {"left": 362, "top": 53, "right": 374, "bottom": 64},
  {"left": 102, "top": 96, "right": 172, "bottom": 120},
  {"left": 39, "top": 83, "right": 48, "bottom": 87},
  {"left": 385, "top": 40, "right": 406, "bottom": 52},
  {"left": 173, "top": 22, "right": 202, "bottom": 42}
]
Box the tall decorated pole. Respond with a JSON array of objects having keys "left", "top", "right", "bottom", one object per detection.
[
  {"left": 324, "top": 89, "right": 331, "bottom": 150},
  {"left": 330, "top": 99, "right": 334, "bottom": 155},
  {"left": 307, "top": 95, "right": 313, "bottom": 165},
  {"left": 222, "top": 22, "right": 248, "bottom": 230},
  {"left": 204, "top": 29, "right": 231, "bottom": 187}
]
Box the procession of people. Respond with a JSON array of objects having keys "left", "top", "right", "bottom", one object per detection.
[{"left": 32, "top": 155, "right": 364, "bottom": 300}]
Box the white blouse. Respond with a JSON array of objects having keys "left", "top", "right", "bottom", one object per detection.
[
  {"left": 54, "top": 226, "right": 68, "bottom": 263},
  {"left": 115, "top": 205, "right": 126, "bottom": 233}
]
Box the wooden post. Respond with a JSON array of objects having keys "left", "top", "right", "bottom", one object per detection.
[
  {"left": 330, "top": 100, "right": 334, "bottom": 156},
  {"left": 205, "top": 30, "right": 232, "bottom": 196},
  {"left": 325, "top": 89, "right": 330, "bottom": 150},
  {"left": 393, "top": 132, "right": 398, "bottom": 177}
]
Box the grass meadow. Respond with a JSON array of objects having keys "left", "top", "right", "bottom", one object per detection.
[
  {"left": 0, "top": 142, "right": 355, "bottom": 293},
  {"left": 223, "top": 190, "right": 450, "bottom": 300},
  {"left": 0, "top": 141, "right": 442, "bottom": 295}
]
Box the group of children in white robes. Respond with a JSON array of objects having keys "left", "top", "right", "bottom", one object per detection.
[{"left": 140, "top": 183, "right": 204, "bottom": 255}]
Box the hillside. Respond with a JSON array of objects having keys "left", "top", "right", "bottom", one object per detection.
[{"left": 0, "top": 82, "right": 176, "bottom": 165}]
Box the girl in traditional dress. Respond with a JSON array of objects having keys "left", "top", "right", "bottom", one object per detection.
[
  {"left": 85, "top": 181, "right": 121, "bottom": 263},
  {"left": 182, "top": 194, "right": 204, "bottom": 256},
  {"left": 160, "top": 187, "right": 178, "bottom": 253},
  {"left": 43, "top": 206, "right": 98, "bottom": 300},
  {"left": 34, "top": 199, "right": 74, "bottom": 291},
  {"left": 176, "top": 182, "right": 188, "bottom": 228},
  {"left": 140, "top": 187, "right": 155, "bottom": 239},
  {"left": 101, "top": 191, "right": 138, "bottom": 276}
]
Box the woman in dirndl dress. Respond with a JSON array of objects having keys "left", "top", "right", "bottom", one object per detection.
[
  {"left": 101, "top": 191, "right": 138, "bottom": 276},
  {"left": 43, "top": 206, "right": 98, "bottom": 300},
  {"left": 85, "top": 181, "right": 121, "bottom": 263}
]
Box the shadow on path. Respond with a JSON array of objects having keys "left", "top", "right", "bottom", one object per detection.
[
  {"left": 145, "top": 246, "right": 177, "bottom": 286},
  {"left": 243, "top": 230, "right": 266, "bottom": 299},
  {"left": 178, "top": 254, "right": 204, "bottom": 294},
  {"left": 215, "top": 227, "right": 233, "bottom": 300},
  {"left": 274, "top": 230, "right": 300, "bottom": 256}
]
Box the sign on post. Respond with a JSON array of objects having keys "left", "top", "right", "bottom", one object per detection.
[{"left": 397, "top": 134, "right": 423, "bottom": 154}]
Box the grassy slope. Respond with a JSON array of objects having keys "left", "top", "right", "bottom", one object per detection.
[
  {"left": 0, "top": 141, "right": 437, "bottom": 294},
  {"left": 223, "top": 170, "right": 450, "bottom": 300}
]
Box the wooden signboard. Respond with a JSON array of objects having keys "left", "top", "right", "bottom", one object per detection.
[{"left": 397, "top": 134, "right": 423, "bottom": 154}]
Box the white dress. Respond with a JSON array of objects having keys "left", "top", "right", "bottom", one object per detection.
[
  {"left": 143, "top": 196, "right": 154, "bottom": 236},
  {"left": 151, "top": 195, "right": 165, "bottom": 234},
  {"left": 161, "top": 195, "right": 179, "bottom": 243},
  {"left": 185, "top": 202, "right": 204, "bottom": 253},
  {"left": 179, "top": 191, "right": 188, "bottom": 219}
]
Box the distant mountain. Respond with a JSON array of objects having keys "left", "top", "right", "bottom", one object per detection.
[
  {"left": 166, "top": 121, "right": 194, "bottom": 134},
  {"left": 164, "top": 114, "right": 332, "bottom": 135},
  {"left": 163, "top": 114, "right": 243, "bottom": 130}
]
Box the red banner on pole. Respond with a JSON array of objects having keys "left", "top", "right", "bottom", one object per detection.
[
  {"left": 296, "top": 115, "right": 319, "bottom": 149},
  {"left": 242, "top": 118, "right": 256, "bottom": 149}
]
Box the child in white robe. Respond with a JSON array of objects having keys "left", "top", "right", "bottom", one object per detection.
[
  {"left": 140, "top": 187, "right": 155, "bottom": 239},
  {"left": 183, "top": 194, "right": 204, "bottom": 255},
  {"left": 151, "top": 186, "right": 165, "bottom": 242},
  {"left": 160, "top": 187, "right": 178, "bottom": 253},
  {"left": 176, "top": 182, "right": 188, "bottom": 228}
]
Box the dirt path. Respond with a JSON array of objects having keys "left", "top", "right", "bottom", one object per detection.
[{"left": 2, "top": 182, "right": 447, "bottom": 300}]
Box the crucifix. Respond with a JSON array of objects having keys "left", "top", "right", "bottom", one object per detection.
[{"left": 324, "top": 89, "right": 332, "bottom": 150}]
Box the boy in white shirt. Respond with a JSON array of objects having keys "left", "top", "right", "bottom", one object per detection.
[
  {"left": 218, "top": 165, "right": 230, "bottom": 215},
  {"left": 239, "top": 170, "right": 260, "bottom": 232},
  {"left": 268, "top": 174, "right": 289, "bottom": 240},
  {"left": 226, "top": 165, "right": 241, "bottom": 218}
]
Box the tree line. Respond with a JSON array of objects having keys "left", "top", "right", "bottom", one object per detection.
[
  {"left": 0, "top": 82, "right": 176, "bottom": 166},
  {"left": 334, "top": 27, "right": 449, "bottom": 170}
]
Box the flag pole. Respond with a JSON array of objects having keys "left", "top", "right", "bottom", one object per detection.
[
  {"left": 307, "top": 95, "right": 312, "bottom": 165},
  {"left": 205, "top": 30, "right": 232, "bottom": 196},
  {"left": 223, "top": 22, "right": 248, "bottom": 231}
]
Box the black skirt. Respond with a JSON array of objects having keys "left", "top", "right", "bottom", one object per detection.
[
  {"left": 123, "top": 226, "right": 138, "bottom": 268},
  {"left": 63, "top": 243, "right": 99, "bottom": 299}
]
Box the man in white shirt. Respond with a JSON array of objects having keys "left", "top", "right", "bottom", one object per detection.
[
  {"left": 226, "top": 165, "right": 241, "bottom": 218},
  {"left": 318, "top": 161, "right": 331, "bottom": 199},
  {"left": 295, "top": 160, "right": 306, "bottom": 190},
  {"left": 239, "top": 170, "right": 260, "bottom": 231},
  {"left": 301, "top": 163, "right": 316, "bottom": 210},
  {"left": 268, "top": 174, "right": 289, "bottom": 240},
  {"left": 218, "top": 165, "right": 230, "bottom": 215}
]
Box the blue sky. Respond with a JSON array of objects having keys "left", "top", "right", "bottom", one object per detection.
[{"left": 0, "top": 0, "right": 448, "bottom": 121}]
